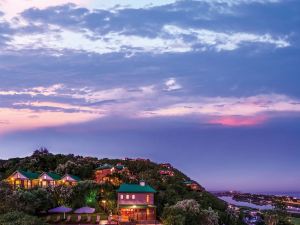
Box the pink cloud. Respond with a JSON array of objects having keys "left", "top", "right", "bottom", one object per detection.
[
  {"left": 0, "top": 107, "right": 102, "bottom": 135},
  {"left": 209, "top": 115, "right": 267, "bottom": 127},
  {"left": 0, "top": 0, "right": 89, "bottom": 19}
]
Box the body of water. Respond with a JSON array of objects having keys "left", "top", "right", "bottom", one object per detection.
[{"left": 219, "top": 196, "right": 274, "bottom": 210}]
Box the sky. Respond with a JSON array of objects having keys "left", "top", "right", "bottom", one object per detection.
[{"left": 0, "top": 0, "right": 300, "bottom": 192}]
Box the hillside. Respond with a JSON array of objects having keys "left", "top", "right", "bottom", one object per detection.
[{"left": 0, "top": 149, "right": 244, "bottom": 225}]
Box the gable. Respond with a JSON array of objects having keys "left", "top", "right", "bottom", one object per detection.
[
  {"left": 61, "top": 174, "right": 76, "bottom": 182},
  {"left": 39, "top": 172, "right": 54, "bottom": 181},
  {"left": 9, "top": 171, "right": 28, "bottom": 180}
]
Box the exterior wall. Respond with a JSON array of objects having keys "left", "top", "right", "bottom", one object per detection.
[
  {"left": 95, "top": 169, "right": 112, "bottom": 183},
  {"left": 119, "top": 208, "right": 156, "bottom": 222},
  {"left": 118, "top": 193, "right": 154, "bottom": 205},
  {"left": 38, "top": 173, "right": 56, "bottom": 188},
  {"left": 39, "top": 180, "right": 58, "bottom": 188},
  {"left": 7, "top": 178, "right": 39, "bottom": 189}
]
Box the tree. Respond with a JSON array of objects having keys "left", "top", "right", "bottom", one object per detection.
[
  {"left": 0, "top": 181, "right": 14, "bottom": 213},
  {"left": 8, "top": 188, "right": 54, "bottom": 215},
  {"left": 70, "top": 180, "right": 100, "bottom": 208},
  {"left": 162, "top": 199, "right": 219, "bottom": 225},
  {"left": 199, "top": 208, "right": 219, "bottom": 225},
  {"left": 47, "top": 185, "right": 73, "bottom": 206}
]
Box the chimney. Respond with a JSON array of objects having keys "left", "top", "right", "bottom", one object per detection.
[{"left": 139, "top": 180, "right": 146, "bottom": 186}]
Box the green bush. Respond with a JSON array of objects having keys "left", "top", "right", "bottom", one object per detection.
[{"left": 0, "top": 211, "right": 48, "bottom": 225}]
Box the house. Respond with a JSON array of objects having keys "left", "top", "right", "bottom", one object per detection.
[
  {"left": 160, "top": 163, "right": 173, "bottom": 170},
  {"left": 38, "top": 172, "right": 61, "bottom": 188},
  {"left": 184, "top": 180, "right": 203, "bottom": 191},
  {"left": 60, "top": 174, "right": 81, "bottom": 186},
  {"left": 95, "top": 163, "right": 114, "bottom": 183},
  {"left": 6, "top": 170, "right": 40, "bottom": 189},
  {"left": 95, "top": 163, "right": 130, "bottom": 184},
  {"left": 117, "top": 181, "right": 157, "bottom": 223},
  {"left": 159, "top": 169, "right": 174, "bottom": 176},
  {"left": 5, "top": 170, "right": 81, "bottom": 188}
]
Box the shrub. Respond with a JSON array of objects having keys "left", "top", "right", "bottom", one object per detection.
[{"left": 0, "top": 211, "right": 48, "bottom": 225}]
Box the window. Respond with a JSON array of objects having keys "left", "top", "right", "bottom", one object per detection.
[
  {"left": 132, "top": 195, "right": 135, "bottom": 200},
  {"left": 146, "top": 195, "right": 150, "bottom": 203},
  {"left": 120, "top": 195, "right": 124, "bottom": 200},
  {"left": 126, "top": 195, "right": 129, "bottom": 200}
]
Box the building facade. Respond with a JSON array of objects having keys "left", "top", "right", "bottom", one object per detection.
[
  {"left": 6, "top": 170, "right": 40, "bottom": 189},
  {"left": 95, "top": 163, "right": 129, "bottom": 184},
  {"left": 60, "top": 174, "right": 81, "bottom": 186},
  {"left": 38, "top": 172, "right": 61, "bottom": 188},
  {"left": 6, "top": 170, "right": 80, "bottom": 189},
  {"left": 117, "top": 181, "right": 156, "bottom": 223},
  {"left": 95, "top": 163, "right": 114, "bottom": 183}
]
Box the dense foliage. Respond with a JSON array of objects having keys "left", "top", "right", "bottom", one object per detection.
[
  {"left": 0, "top": 211, "right": 48, "bottom": 225},
  {"left": 162, "top": 199, "right": 219, "bottom": 225},
  {"left": 0, "top": 148, "right": 244, "bottom": 225}
]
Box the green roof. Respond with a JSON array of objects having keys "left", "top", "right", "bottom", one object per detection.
[
  {"left": 183, "top": 180, "right": 193, "bottom": 184},
  {"left": 115, "top": 165, "right": 125, "bottom": 170},
  {"left": 68, "top": 174, "right": 81, "bottom": 181},
  {"left": 18, "top": 170, "right": 40, "bottom": 180},
  {"left": 46, "top": 172, "right": 61, "bottom": 180},
  {"left": 117, "top": 184, "right": 156, "bottom": 193},
  {"left": 96, "top": 163, "right": 113, "bottom": 170}
]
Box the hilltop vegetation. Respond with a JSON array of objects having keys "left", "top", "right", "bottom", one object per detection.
[{"left": 0, "top": 148, "right": 244, "bottom": 225}]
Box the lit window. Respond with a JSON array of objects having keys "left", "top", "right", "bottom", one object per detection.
[
  {"left": 120, "top": 195, "right": 124, "bottom": 199},
  {"left": 146, "top": 195, "right": 150, "bottom": 203},
  {"left": 126, "top": 195, "right": 129, "bottom": 199},
  {"left": 132, "top": 195, "right": 135, "bottom": 200}
]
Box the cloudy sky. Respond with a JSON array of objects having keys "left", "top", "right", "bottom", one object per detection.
[{"left": 0, "top": 0, "right": 300, "bottom": 192}]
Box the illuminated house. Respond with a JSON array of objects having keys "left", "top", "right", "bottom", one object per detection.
[
  {"left": 6, "top": 170, "right": 40, "bottom": 189},
  {"left": 95, "top": 163, "right": 129, "bottom": 184},
  {"left": 184, "top": 180, "right": 203, "bottom": 191},
  {"left": 38, "top": 172, "right": 61, "bottom": 188},
  {"left": 160, "top": 163, "right": 173, "bottom": 170},
  {"left": 159, "top": 169, "right": 174, "bottom": 176},
  {"left": 95, "top": 163, "right": 114, "bottom": 183},
  {"left": 6, "top": 170, "right": 81, "bottom": 188},
  {"left": 117, "top": 181, "right": 157, "bottom": 222},
  {"left": 60, "top": 174, "right": 81, "bottom": 186}
]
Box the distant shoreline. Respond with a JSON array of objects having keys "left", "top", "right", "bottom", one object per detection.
[{"left": 210, "top": 191, "right": 300, "bottom": 199}]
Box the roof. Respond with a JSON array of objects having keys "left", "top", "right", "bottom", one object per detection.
[
  {"left": 18, "top": 170, "right": 40, "bottom": 180},
  {"left": 46, "top": 172, "right": 62, "bottom": 180},
  {"left": 183, "top": 180, "right": 193, "bottom": 184},
  {"left": 117, "top": 184, "right": 156, "bottom": 193},
  {"left": 68, "top": 174, "right": 81, "bottom": 181},
  {"left": 114, "top": 165, "right": 125, "bottom": 170},
  {"left": 96, "top": 163, "right": 113, "bottom": 170}
]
